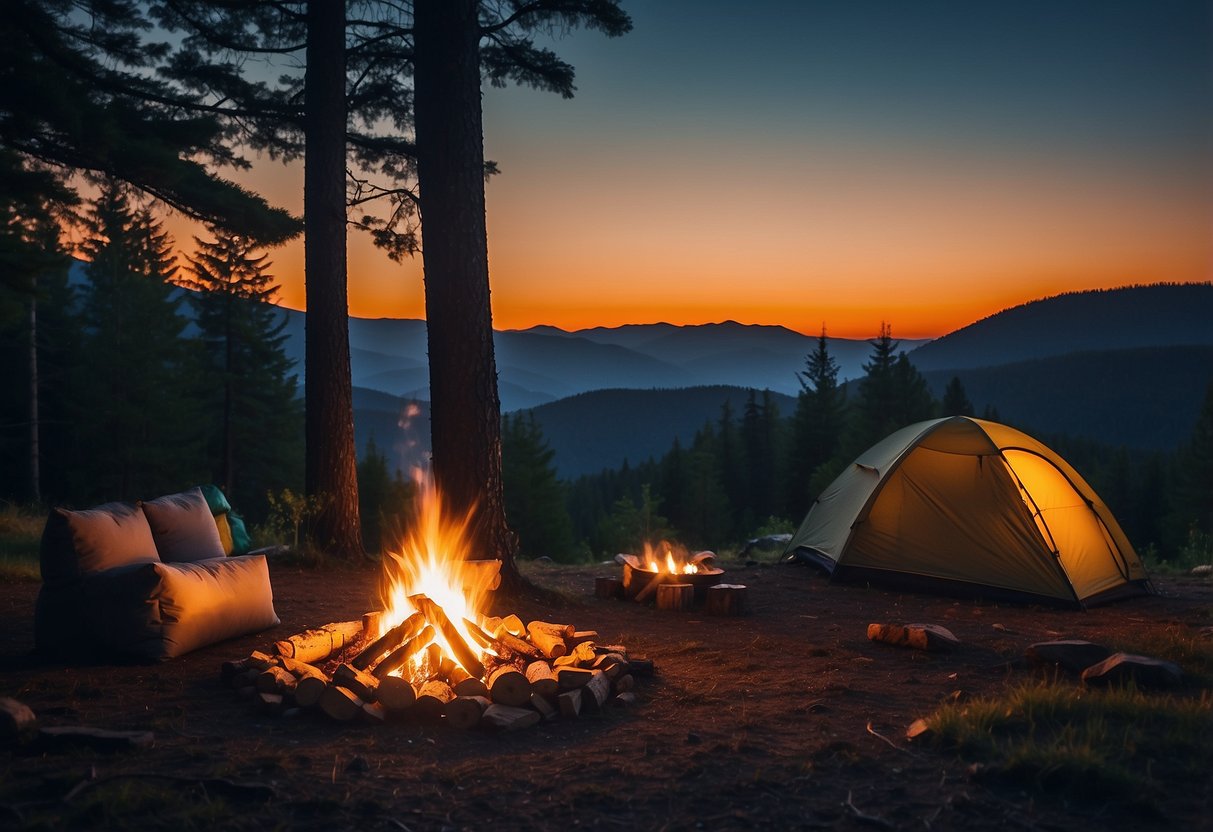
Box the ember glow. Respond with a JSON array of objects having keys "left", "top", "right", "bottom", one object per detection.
[{"left": 377, "top": 471, "right": 498, "bottom": 682}]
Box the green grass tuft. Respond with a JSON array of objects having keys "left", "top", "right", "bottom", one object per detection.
[
  {"left": 925, "top": 681, "right": 1213, "bottom": 806},
  {"left": 0, "top": 503, "right": 43, "bottom": 582}
]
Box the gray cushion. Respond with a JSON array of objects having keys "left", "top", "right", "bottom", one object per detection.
[
  {"left": 40, "top": 502, "right": 159, "bottom": 586},
  {"left": 141, "top": 487, "right": 226, "bottom": 563}
]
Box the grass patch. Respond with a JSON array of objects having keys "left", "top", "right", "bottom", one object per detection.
[
  {"left": 0, "top": 503, "right": 43, "bottom": 582},
  {"left": 1116, "top": 625, "right": 1213, "bottom": 686},
  {"left": 925, "top": 681, "right": 1212, "bottom": 808}
]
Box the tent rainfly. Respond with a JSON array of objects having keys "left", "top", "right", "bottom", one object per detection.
[{"left": 782, "top": 416, "right": 1152, "bottom": 608}]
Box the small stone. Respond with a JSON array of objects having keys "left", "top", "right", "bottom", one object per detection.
[
  {"left": 905, "top": 718, "right": 933, "bottom": 740},
  {"left": 345, "top": 755, "right": 371, "bottom": 773},
  {"left": 1081, "top": 653, "right": 1183, "bottom": 689},
  {"left": 0, "top": 698, "right": 39, "bottom": 746},
  {"left": 686, "top": 732, "right": 702, "bottom": 745},
  {"left": 867, "top": 623, "right": 960, "bottom": 652},
  {"left": 1025, "top": 640, "right": 1114, "bottom": 674}
]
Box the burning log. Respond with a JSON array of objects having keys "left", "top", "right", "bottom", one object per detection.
[
  {"left": 495, "top": 630, "right": 542, "bottom": 660},
  {"left": 221, "top": 650, "right": 277, "bottom": 684},
  {"left": 294, "top": 675, "right": 328, "bottom": 709},
  {"left": 555, "top": 667, "right": 593, "bottom": 690},
  {"left": 499, "top": 615, "right": 526, "bottom": 637},
  {"left": 569, "top": 630, "right": 598, "bottom": 647},
  {"left": 410, "top": 594, "right": 486, "bottom": 680},
  {"left": 526, "top": 625, "right": 567, "bottom": 659},
  {"left": 444, "top": 695, "right": 490, "bottom": 730},
  {"left": 557, "top": 689, "right": 582, "bottom": 717},
  {"left": 581, "top": 669, "right": 611, "bottom": 711},
  {"left": 525, "top": 661, "right": 558, "bottom": 697},
  {"left": 706, "top": 584, "right": 748, "bottom": 616},
  {"left": 488, "top": 667, "right": 532, "bottom": 707},
  {"left": 376, "top": 676, "right": 417, "bottom": 714},
  {"left": 632, "top": 570, "right": 669, "bottom": 604},
  {"left": 318, "top": 685, "right": 364, "bottom": 722},
  {"left": 530, "top": 692, "right": 557, "bottom": 721},
  {"left": 255, "top": 666, "right": 297, "bottom": 695},
  {"left": 482, "top": 704, "right": 540, "bottom": 731},
  {"left": 413, "top": 680, "right": 455, "bottom": 720},
  {"left": 528, "top": 620, "right": 575, "bottom": 639},
  {"left": 451, "top": 671, "right": 490, "bottom": 698},
  {"left": 352, "top": 611, "right": 426, "bottom": 671},
  {"left": 656, "top": 582, "right": 693, "bottom": 612},
  {"left": 256, "top": 692, "right": 285, "bottom": 715},
  {"left": 333, "top": 663, "right": 381, "bottom": 702},
  {"left": 275, "top": 621, "right": 365, "bottom": 664},
  {"left": 373, "top": 624, "right": 435, "bottom": 680}
]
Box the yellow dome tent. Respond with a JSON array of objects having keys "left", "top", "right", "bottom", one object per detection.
[{"left": 783, "top": 416, "right": 1152, "bottom": 607}]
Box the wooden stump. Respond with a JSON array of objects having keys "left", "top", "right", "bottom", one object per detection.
[
  {"left": 488, "top": 667, "right": 532, "bottom": 707},
  {"left": 656, "top": 582, "right": 694, "bottom": 612},
  {"left": 705, "top": 584, "right": 748, "bottom": 616},
  {"left": 445, "top": 695, "right": 491, "bottom": 730},
  {"left": 595, "top": 577, "right": 623, "bottom": 599}
]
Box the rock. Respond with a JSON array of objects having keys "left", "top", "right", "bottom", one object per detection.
[
  {"left": 1081, "top": 653, "right": 1183, "bottom": 689},
  {"left": 1190, "top": 564, "right": 1213, "bottom": 577},
  {"left": 866, "top": 623, "right": 960, "bottom": 652},
  {"left": 741, "top": 533, "right": 792, "bottom": 557},
  {"left": 0, "top": 698, "right": 39, "bottom": 746},
  {"left": 1198, "top": 626, "right": 1213, "bottom": 640},
  {"left": 905, "top": 718, "right": 933, "bottom": 740},
  {"left": 1025, "top": 640, "right": 1114, "bottom": 674}
]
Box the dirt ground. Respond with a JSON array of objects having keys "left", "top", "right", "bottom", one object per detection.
[{"left": 3, "top": 557, "right": 1212, "bottom": 831}]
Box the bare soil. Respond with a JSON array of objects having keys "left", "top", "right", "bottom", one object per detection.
[{"left": 3, "top": 559, "right": 1212, "bottom": 831}]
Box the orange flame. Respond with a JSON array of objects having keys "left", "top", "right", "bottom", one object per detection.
[
  {"left": 377, "top": 470, "right": 497, "bottom": 681},
  {"left": 642, "top": 540, "right": 702, "bottom": 575}
]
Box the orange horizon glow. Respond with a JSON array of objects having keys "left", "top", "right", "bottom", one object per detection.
[{"left": 148, "top": 111, "right": 1210, "bottom": 343}]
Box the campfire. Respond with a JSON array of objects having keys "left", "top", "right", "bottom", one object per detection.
[
  {"left": 221, "top": 472, "right": 649, "bottom": 728},
  {"left": 599, "top": 541, "right": 746, "bottom": 615}
]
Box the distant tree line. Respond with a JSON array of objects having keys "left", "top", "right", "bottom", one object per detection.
[
  {"left": 0, "top": 184, "right": 302, "bottom": 521},
  {"left": 502, "top": 326, "right": 1213, "bottom": 567}
]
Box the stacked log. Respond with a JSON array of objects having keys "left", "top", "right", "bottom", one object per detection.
[{"left": 219, "top": 612, "right": 650, "bottom": 731}]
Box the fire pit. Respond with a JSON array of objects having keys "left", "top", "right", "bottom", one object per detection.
[
  {"left": 596, "top": 542, "right": 746, "bottom": 614},
  {"left": 220, "top": 473, "right": 650, "bottom": 728}
]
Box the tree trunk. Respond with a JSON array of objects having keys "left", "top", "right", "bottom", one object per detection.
[
  {"left": 28, "top": 288, "right": 40, "bottom": 504},
  {"left": 413, "top": 0, "right": 521, "bottom": 591},
  {"left": 303, "top": 0, "right": 362, "bottom": 557}
]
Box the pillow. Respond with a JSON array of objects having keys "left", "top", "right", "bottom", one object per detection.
[
  {"left": 151, "top": 555, "right": 280, "bottom": 658},
  {"left": 35, "top": 554, "right": 280, "bottom": 660},
  {"left": 140, "top": 487, "right": 226, "bottom": 563},
  {"left": 40, "top": 502, "right": 159, "bottom": 585}
]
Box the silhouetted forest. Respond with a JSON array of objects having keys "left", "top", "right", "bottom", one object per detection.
[
  {"left": 0, "top": 187, "right": 303, "bottom": 521},
  {"left": 501, "top": 330, "right": 1213, "bottom": 567}
]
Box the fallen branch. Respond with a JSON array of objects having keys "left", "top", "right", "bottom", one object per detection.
[
  {"left": 845, "top": 790, "right": 893, "bottom": 830},
  {"left": 865, "top": 721, "right": 922, "bottom": 759}
]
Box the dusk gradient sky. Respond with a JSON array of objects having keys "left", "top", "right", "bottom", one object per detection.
[{"left": 188, "top": 0, "right": 1213, "bottom": 339}]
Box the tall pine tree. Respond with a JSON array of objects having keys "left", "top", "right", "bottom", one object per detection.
[
  {"left": 72, "top": 182, "right": 203, "bottom": 500},
  {"left": 786, "top": 326, "right": 846, "bottom": 514},
  {"left": 182, "top": 229, "right": 303, "bottom": 517},
  {"left": 501, "top": 412, "right": 576, "bottom": 561}
]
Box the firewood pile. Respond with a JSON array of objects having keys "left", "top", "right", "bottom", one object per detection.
[{"left": 220, "top": 600, "right": 652, "bottom": 730}]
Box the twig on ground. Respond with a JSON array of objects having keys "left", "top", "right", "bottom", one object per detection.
[
  {"left": 866, "top": 720, "right": 923, "bottom": 758},
  {"left": 845, "top": 790, "right": 894, "bottom": 830}
]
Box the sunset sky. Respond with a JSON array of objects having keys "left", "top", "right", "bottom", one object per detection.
[{"left": 178, "top": 0, "right": 1212, "bottom": 339}]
